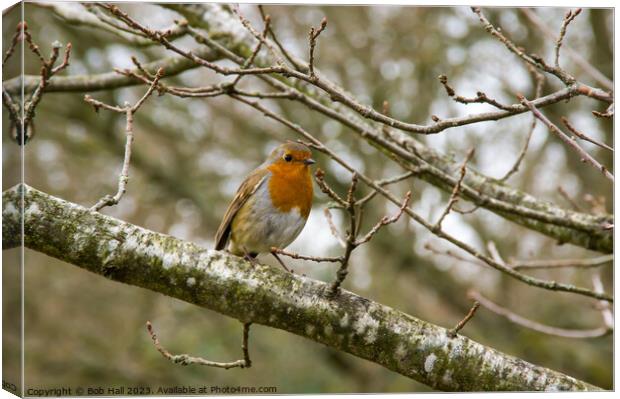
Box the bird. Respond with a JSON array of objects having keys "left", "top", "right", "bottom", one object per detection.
[{"left": 215, "top": 141, "right": 315, "bottom": 271}]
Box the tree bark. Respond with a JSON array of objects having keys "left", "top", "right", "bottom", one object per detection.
[{"left": 2, "top": 184, "right": 602, "bottom": 392}]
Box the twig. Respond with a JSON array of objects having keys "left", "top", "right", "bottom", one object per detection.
[
  {"left": 2, "top": 21, "right": 23, "bottom": 67},
  {"left": 448, "top": 301, "right": 480, "bottom": 338},
  {"left": 433, "top": 149, "right": 474, "bottom": 231},
  {"left": 519, "top": 95, "right": 613, "bottom": 182},
  {"left": 2, "top": 88, "right": 20, "bottom": 132},
  {"left": 21, "top": 25, "right": 46, "bottom": 64},
  {"left": 591, "top": 273, "right": 613, "bottom": 329},
  {"left": 557, "top": 186, "right": 583, "bottom": 212},
  {"left": 584, "top": 193, "right": 607, "bottom": 215},
  {"left": 438, "top": 75, "right": 512, "bottom": 111},
  {"left": 561, "top": 117, "right": 613, "bottom": 152},
  {"left": 424, "top": 242, "right": 487, "bottom": 268},
  {"left": 146, "top": 321, "right": 252, "bottom": 368},
  {"left": 99, "top": 3, "right": 286, "bottom": 78},
  {"left": 257, "top": 5, "right": 306, "bottom": 71},
  {"left": 308, "top": 17, "right": 327, "bottom": 79},
  {"left": 355, "top": 191, "right": 411, "bottom": 246},
  {"left": 314, "top": 169, "right": 348, "bottom": 208},
  {"left": 329, "top": 174, "right": 359, "bottom": 296},
  {"left": 324, "top": 208, "right": 347, "bottom": 248},
  {"left": 328, "top": 173, "right": 358, "bottom": 297},
  {"left": 452, "top": 204, "right": 481, "bottom": 215},
  {"left": 471, "top": 7, "right": 576, "bottom": 87},
  {"left": 87, "top": 68, "right": 164, "bottom": 211},
  {"left": 270, "top": 250, "right": 293, "bottom": 273},
  {"left": 116, "top": 62, "right": 227, "bottom": 98},
  {"left": 468, "top": 291, "right": 611, "bottom": 339},
  {"left": 229, "top": 13, "right": 272, "bottom": 88},
  {"left": 271, "top": 247, "right": 342, "bottom": 263},
  {"left": 592, "top": 103, "right": 614, "bottom": 119},
  {"left": 486, "top": 241, "right": 507, "bottom": 266},
  {"left": 520, "top": 8, "right": 613, "bottom": 91},
  {"left": 1, "top": 21, "right": 73, "bottom": 145},
  {"left": 499, "top": 64, "right": 544, "bottom": 182},
  {"left": 509, "top": 254, "right": 613, "bottom": 270},
  {"left": 356, "top": 171, "right": 415, "bottom": 207},
  {"left": 554, "top": 9, "right": 582, "bottom": 69},
  {"left": 231, "top": 5, "right": 285, "bottom": 67}
]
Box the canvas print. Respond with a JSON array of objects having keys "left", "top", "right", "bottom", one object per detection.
[{"left": 1, "top": 1, "right": 613, "bottom": 395}]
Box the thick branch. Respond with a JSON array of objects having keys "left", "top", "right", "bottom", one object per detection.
[
  {"left": 2, "top": 184, "right": 601, "bottom": 391},
  {"left": 2, "top": 46, "right": 219, "bottom": 95}
]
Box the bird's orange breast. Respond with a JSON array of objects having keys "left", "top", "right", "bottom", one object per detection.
[{"left": 267, "top": 163, "right": 313, "bottom": 218}]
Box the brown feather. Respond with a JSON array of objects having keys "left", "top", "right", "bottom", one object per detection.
[{"left": 214, "top": 168, "right": 270, "bottom": 250}]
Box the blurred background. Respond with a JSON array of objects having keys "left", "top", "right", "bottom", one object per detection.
[{"left": 2, "top": 2, "right": 613, "bottom": 392}]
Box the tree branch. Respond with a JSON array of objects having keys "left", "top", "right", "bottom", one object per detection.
[
  {"left": 2, "top": 184, "right": 602, "bottom": 391},
  {"left": 4, "top": 3, "right": 612, "bottom": 253},
  {"left": 2, "top": 46, "right": 219, "bottom": 95},
  {"left": 468, "top": 291, "right": 611, "bottom": 339},
  {"left": 519, "top": 95, "right": 613, "bottom": 181}
]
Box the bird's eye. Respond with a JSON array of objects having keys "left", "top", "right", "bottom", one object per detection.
[{"left": 284, "top": 154, "right": 293, "bottom": 162}]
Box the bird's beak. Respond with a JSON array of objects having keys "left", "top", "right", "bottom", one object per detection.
[{"left": 304, "top": 158, "right": 316, "bottom": 165}]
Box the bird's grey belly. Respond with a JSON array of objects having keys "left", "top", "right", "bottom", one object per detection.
[{"left": 230, "top": 184, "right": 307, "bottom": 254}]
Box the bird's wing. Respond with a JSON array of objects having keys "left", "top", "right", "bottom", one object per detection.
[{"left": 214, "top": 168, "right": 270, "bottom": 251}]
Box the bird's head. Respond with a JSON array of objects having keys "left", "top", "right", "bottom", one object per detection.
[{"left": 266, "top": 141, "right": 316, "bottom": 169}]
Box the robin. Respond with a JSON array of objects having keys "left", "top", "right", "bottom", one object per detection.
[{"left": 215, "top": 141, "right": 315, "bottom": 271}]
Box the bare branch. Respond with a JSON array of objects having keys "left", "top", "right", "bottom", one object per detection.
[
  {"left": 356, "top": 171, "right": 415, "bottom": 207},
  {"left": 314, "top": 169, "right": 348, "bottom": 208},
  {"left": 592, "top": 103, "right": 614, "bottom": 119},
  {"left": 257, "top": 5, "right": 306, "bottom": 71},
  {"left": 433, "top": 149, "right": 474, "bottom": 231},
  {"left": 557, "top": 186, "right": 583, "bottom": 212},
  {"left": 146, "top": 321, "right": 251, "bottom": 369},
  {"left": 591, "top": 273, "right": 613, "bottom": 329},
  {"left": 561, "top": 117, "right": 613, "bottom": 152},
  {"left": 471, "top": 7, "right": 575, "bottom": 87},
  {"left": 328, "top": 174, "right": 359, "bottom": 296},
  {"left": 232, "top": 5, "right": 286, "bottom": 67},
  {"left": 271, "top": 247, "right": 342, "bottom": 263},
  {"left": 34, "top": 2, "right": 188, "bottom": 46},
  {"left": 308, "top": 17, "right": 327, "bottom": 79},
  {"left": 324, "top": 208, "right": 347, "bottom": 248},
  {"left": 486, "top": 241, "right": 508, "bottom": 266},
  {"left": 448, "top": 301, "right": 480, "bottom": 338},
  {"left": 229, "top": 14, "right": 271, "bottom": 87},
  {"left": 498, "top": 64, "right": 544, "bottom": 182},
  {"left": 520, "top": 8, "right": 613, "bottom": 91},
  {"left": 87, "top": 68, "right": 164, "bottom": 211},
  {"left": 424, "top": 242, "right": 487, "bottom": 268},
  {"left": 2, "top": 21, "right": 23, "bottom": 66},
  {"left": 554, "top": 8, "right": 582, "bottom": 69},
  {"left": 469, "top": 290, "right": 611, "bottom": 339},
  {"left": 2, "top": 21, "right": 73, "bottom": 145},
  {"left": 519, "top": 95, "right": 613, "bottom": 182},
  {"left": 509, "top": 254, "right": 613, "bottom": 270},
  {"left": 355, "top": 191, "right": 411, "bottom": 246},
  {"left": 438, "top": 75, "right": 512, "bottom": 111}
]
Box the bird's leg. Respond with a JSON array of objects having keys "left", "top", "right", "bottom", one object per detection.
[
  {"left": 242, "top": 248, "right": 260, "bottom": 267},
  {"left": 270, "top": 250, "right": 294, "bottom": 274}
]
